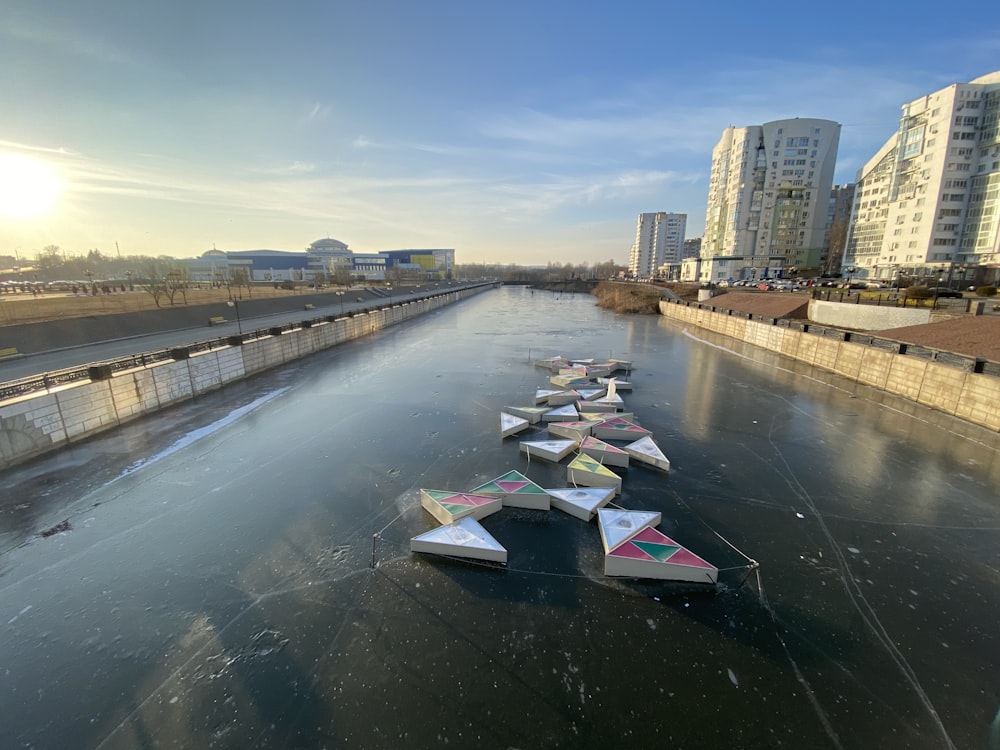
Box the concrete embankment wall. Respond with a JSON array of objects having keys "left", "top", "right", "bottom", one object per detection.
[
  {"left": 659, "top": 299, "right": 1000, "bottom": 433},
  {"left": 807, "top": 299, "right": 932, "bottom": 329},
  {"left": 0, "top": 288, "right": 486, "bottom": 470}
]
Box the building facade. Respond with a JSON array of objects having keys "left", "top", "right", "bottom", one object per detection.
[
  {"left": 823, "top": 184, "right": 856, "bottom": 275},
  {"left": 628, "top": 212, "right": 686, "bottom": 278},
  {"left": 842, "top": 71, "right": 1000, "bottom": 285},
  {"left": 697, "top": 118, "right": 841, "bottom": 284},
  {"left": 181, "top": 241, "right": 455, "bottom": 285}
]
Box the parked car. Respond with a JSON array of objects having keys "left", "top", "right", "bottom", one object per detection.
[{"left": 928, "top": 287, "right": 963, "bottom": 298}]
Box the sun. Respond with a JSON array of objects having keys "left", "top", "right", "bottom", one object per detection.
[{"left": 0, "top": 153, "right": 63, "bottom": 219}]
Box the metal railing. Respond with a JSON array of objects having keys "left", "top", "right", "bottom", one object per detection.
[{"left": 0, "top": 287, "right": 489, "bottom": 404}]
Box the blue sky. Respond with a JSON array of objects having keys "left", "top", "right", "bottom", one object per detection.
[{"left": 2, "top": 1, "right": 999, "bottom": 266}]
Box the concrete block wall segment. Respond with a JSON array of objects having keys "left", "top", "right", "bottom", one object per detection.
[
  {"left": 916, "top": 360, "right": 966, "bottom": 414},
  {"left": 884, "top": 356, "right": 928, "bottom": 402},
  {"left": 832, "top": 341, "right": 864, "bottom": 380},
  {"left": 56, "top": 380, "right": 117, "bottom": 439},
  {"left": 955, "top": 374, "right": 1000, "bottom": 431},
  {"left": 151, "top": 359, "right": 195, "bottom": 407},
  {"left": 856, "top": 348, "right": 894, "bottom": 389}
]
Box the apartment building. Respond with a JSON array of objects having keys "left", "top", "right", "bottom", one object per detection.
[
  {"left": 842, "top": 71, "right": 1000, "bottom": 285},
  {"left": 628, "top": 212, "right": 686, "bottom": 278},
  {"left": 691, "top": 118, "right": 841, "bottom": 284}
]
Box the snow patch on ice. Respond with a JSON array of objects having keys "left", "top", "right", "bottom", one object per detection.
[{"left": 113, "top": 388, "right": 291, "bottom": 481}]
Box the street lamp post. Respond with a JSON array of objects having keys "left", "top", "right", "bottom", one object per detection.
[
  {"left": 387, "top": 284, "right": 393, "bottom": 305},
  {"left": 227, "top": 299, "right": 243, "bottom": 336},
  {"left": 336, "top": 291, "right": 345, "bottom": 317}
]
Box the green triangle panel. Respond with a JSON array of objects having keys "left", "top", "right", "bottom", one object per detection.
[{"left": 631, "top": 541, "right": 681, "bottom": 563}]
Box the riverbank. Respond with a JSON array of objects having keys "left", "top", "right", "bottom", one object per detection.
[{"left": 659, "top": 297, "right": 1000, "bottom": 434}]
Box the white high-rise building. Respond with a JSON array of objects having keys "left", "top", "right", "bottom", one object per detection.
[
  {"left": 692, "top": 118, "right": 841, "bottom": 284},
  {"left": 843, "top": 71, "right": 1000, "bottom": 286},
  {"left": 628, "top": 212, "right": 686, "bottom": 278}
]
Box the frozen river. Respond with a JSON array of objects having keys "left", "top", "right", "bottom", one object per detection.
[{"left": 1, "top": 286, "right": 997, "bottom": 749}]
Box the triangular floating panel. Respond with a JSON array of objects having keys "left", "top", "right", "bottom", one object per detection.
[
  {"left": 546, "top": 390, "right": 581, "bottom": 406},
  {"left": 543, "top": 404, "right": 581, "bottom": 422},
  {"left": 597, "top": 508, "right": 662, "bottom": 553},
  {"left": 605, "top": 526, "right": 717, "bottom": 583},
  {"left": 624, "top": 436, "right": 670, "bottom": 472},
  {"left": 535, "top": 356, "right": 570, "bottom": 372},
  {"left": 470, "top": 470, "right": 550, "bottom": 510},
  {"left": 591, "top": 417, "right": 651, "bottom": 442},
  {"left": 547, "top": 421, "right": 593, "bottom": 441},
  {"left": 419, "top": 489, "right": 503, "bottom": 525},
  {"left": 579, "top": 436, "right": 630, "bottom": 468},
  {"left": 598, "top": 377, "right": 632, "bottom": 391},
  {"left": 534, "top": 388, "right": 565, "bottom": 405},
  {"left": 546, "top": 486, "right": 616, "bottom": 521},
  {"left": 411, "top": 516, "right": 507, "bottom": 564},
  {"left": 519, "top": 439, "right": 578, "bottom": 463},
  {"left": 500, "top": 411, "right": 530, "bottom": 438},
  {"left": 566, "top": 453, "right": 622, "bottom": 494},
  {"left": 503, "top": 405, "right": 548, "bottom": 424}
]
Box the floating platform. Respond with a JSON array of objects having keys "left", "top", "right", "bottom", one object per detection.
[
  {"left": 546, "top": 486, "right": 615, "bottom": 521},
  {"left": 535, "top": 356, "right": 570, "bottom": 372},
  {"left": 604, "top": 527, "right": 717, "bottom": 583},
  {"left": 547, "top": 421, "right": 594, "bottom": 441},
  {"left": 550, "top": 374, "right": 592, "bottom": 389},
  {"left": 411, "top": 516, "right": 507, "bottom": 564},
  {"left": 419, "top": 489, "right": 503, "bottom": 525},
  {"left": 624, "top": 436, "right": 670, "bottom": 472},
  {"left": 470, "top": 470, "right": 550, "bottom": 510},
  {"left": 597, "top": 509, "right": 662, "bottom": 553},
  {"left": 577, "top": 387, "right": 606, "bottom": 401},
  {"left": 500, "top": 411, "right": 530, "bottom": 438},
  {"left": 580, "top": 411, "right": 635, "bottom": 427},
  {"left": 566, "top": 454, "right": 622, "bottom": 494},
  {"left": 591, "top": 417, "right": 652, "bottom": 442},
  {"left": 579, "top": 435, "right": 630, "bottom": 468},
  {"left": 546, "top": 390, "right": 581, "bottom": 406},
  {"left": 543, "top": 404, "right": 582, "bottom": 422},
  {"left": 519, "top": 439, "right": 578, "bottom": 463},
  {"left": 503, "top": 405, "right": 549, "bottom": 424},
  {"left": 578, "top": 399, "right": 621, "bottom": 414},
  {"left": 597, "top": 377, "right": 632, "bottom": 391},
  {"left": 534, "top": 388, "right": 565, "bottom": 405}
]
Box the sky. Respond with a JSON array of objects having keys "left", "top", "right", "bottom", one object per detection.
[{"left": 1, "top": 1, "right": 999, "bottom": 267}]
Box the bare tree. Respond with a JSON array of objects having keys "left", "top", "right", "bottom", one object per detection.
[{"left": 141, "top": 258, "right": 169, "bottom": 307}]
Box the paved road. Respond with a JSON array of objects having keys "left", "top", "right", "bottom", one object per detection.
[{"left": 0, "top": 285, "right": 477, "bottom": 383}]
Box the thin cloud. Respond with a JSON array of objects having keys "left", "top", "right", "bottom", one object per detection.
[{"left": 305, "top": 102, "right": 332, "bottom": 122}]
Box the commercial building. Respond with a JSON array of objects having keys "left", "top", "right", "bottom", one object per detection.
[
  {"left": 628, "top": 212, "right": 686, "bottom": 278},
  {"left": 181, "top": 240, "right": 454, "bottom": 284},
  {"left": 689, "top": 118, "right": 841, "bottom": 284},
  {"left": 842, "top": 71, "right": 1000, "bottom": 286}
]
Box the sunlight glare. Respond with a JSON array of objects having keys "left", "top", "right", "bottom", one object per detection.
[{"left": 0, "top": 153, "right": 63, "bottom": 219}]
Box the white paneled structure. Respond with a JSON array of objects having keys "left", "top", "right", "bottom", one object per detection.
[
  {"left": 843, "top": 71, "right": 1000, "bottom": 285},
  {"left": 694, "top": 119, "right": 840, "bottom": 284}
]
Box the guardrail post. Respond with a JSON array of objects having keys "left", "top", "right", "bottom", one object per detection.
[{"left": 88, "top": 364, "right": 113, "bottom": 380}]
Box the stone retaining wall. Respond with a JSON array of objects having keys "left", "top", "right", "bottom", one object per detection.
[
  {"left": 0, "top": 288, "right": 487, "bottom": 470},
  {"left": 659, "top": 300, "right": 1000, "bottom": 432}
]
